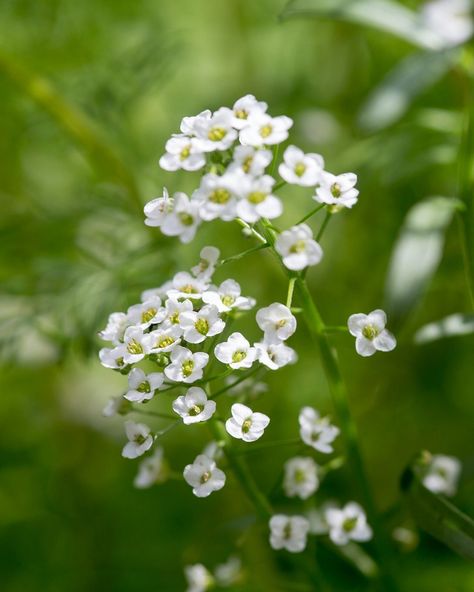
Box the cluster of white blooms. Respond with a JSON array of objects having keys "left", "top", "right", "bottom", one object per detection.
[{"left": 185, "top": 556, "right": 242, "bottom": 592}]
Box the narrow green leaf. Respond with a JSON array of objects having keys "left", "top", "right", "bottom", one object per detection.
[
  {"left": 401, "top": 461, "right": 474, "bottom": 561},
  {"left": 415, "top": 313, "right": 474, "bottom": 343},
  {"left": 358, "top": 50, "right": 458, "bottom": 132},
  {"left": 280, "top": 0, "right": 446, "bottom": 50},
  {"left": 384, "top": 197, "right": 464, "bottom": 322}
]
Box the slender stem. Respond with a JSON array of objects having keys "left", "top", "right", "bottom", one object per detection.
[
  {"left": 220, "top": 242, "right": 270, "bottom": 266},
  {"left": 271, "top": 144, "right": 280, "bottom": 177},
  {"left": 132, "top": 407, "right": 176, "bottom": 420},
  {"left": 211, "top": 365, "right": 262, "bottom": 399},
  {"left": 316, "top": 211, "right": 332, "bottom": 242},
  {"left": 236, "top": 218, "right": 266, "bottom": 243},
  {"left": 296, "top": 203, "right": 326, "bottom": 225},
  {"left": 274, "top": 180, "right": 287, "bottom": 191},
  {"left": 286, "top": 276, "right": 297, "bottom": 308}
]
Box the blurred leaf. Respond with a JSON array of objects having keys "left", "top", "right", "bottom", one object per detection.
[
  {"left": 401, "top": 459, "right": 474, "bottom": 561},
  {"left": 358, "top": 50, "right": 458, "bottom": 132},
  {"left": 280, "top": 0, "right": 446, "bottom": 50},
  {"left": 384, "top": 197, "right": 463, "bottom": 322},
  {"left": 414, "top": 313, "right": 474, "bottom": 344}
]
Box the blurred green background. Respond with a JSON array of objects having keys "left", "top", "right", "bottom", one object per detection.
[{"left": 1, "top": 0, "right": 473, "bottom": 590}]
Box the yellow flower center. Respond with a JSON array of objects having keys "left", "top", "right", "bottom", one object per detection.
[
  {"left": 200, "top": 470, "right": 211, "bottom": 484},
  {"left": 248, "top": 191, "right": 266, "bottom": 204},
  {"left": 343, "top": 517, "right": 358, "bottom": 533},
  {"left": 141, "top": 308, "right": 157, "bottom": 324},
  {"left": 127, "top": 339, "right": 143, "bottom": 355},
  {"left": 260, "top": 124, "right": 273, "bottom": 138},
  {"left": 182, "top": 359, "right": 195, "bottom": 377},
  {"left": 294, "top": 162, "right": 306, "bottom": 177},
  {"left": 157, "top": 336, "right": 175, "bottom": 349},
  {"left": 209, "top": 188, "right": 231, "bottom": 204},
  {"left": 289, "top": 240, "right": 306, "bottom": 253},
  {"left": 242, "top": 155, "right": 253, "bottom": 173},
  {"left": 242, "top": 418, "right": 252, "bottom": 433},
  {"left": 235, "top": 109, "right": 248, "bottom": 120},
  {"left": 232, "top": 350, "right": 247, "bottom": 363},
  {"left": 208, "top": 126, "right": 227, "bottom": 141},
  {"left": 189, "top": 404, "right": 203, "bottom": 417},
  {"left": 180, "top": 145, "right": 191, "bottom": 160},
  {"left": 221, "top": 295, "right": 235, "bottom": 307},
  {"left": 179, "top": 212, "right": 194, "bottom": 226},
  {"left": 195, "top": 318, "right": 209, "bottom": 336},
  {"left": 331, "top": 183, "right": 342, "bottom": 198},
  {"left": 362, "top": 325, "right": 379, "bottom": 340},
  {"left": 137, "top": 381, "right": 151, "bottom": 393}
]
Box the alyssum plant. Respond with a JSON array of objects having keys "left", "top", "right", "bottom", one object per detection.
[{"left": 98, "top": 96, "right": 459, "bottom": 591}]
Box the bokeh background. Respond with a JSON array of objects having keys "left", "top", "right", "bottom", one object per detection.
[{"left": 1, "top": 0, "right": 473, "bottom": 590}]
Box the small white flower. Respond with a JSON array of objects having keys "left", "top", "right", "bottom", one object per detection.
[
  {"left": 134, "top": 447, "right": 168, "bottom": 488},
  {"left": 269, "top": 514, "right": 309, "bottom": 553},
  {"left": 235, "top": 174, "right": 282, "bottom": 223},
  {"left": 275, "top": 224, "right": 323, "bottom": 271},
  {"left": 124, "top": 368, "right": 164, "bottom": 403},
  {"left": 126, "top": 297, "right": 165, "bottom": 329},
  {"left": 214, "top": 556, "right": 242, "bottom": 587},
  {"left": 325, "top": 502, "right": 373, "bottom": 546},
  {"left": 299, "top": 407, "right": 340, "bottom": 454},
  {"left": 229, "top": 94, "right": 267, "bottom": 129},
  {"left": 193, "top": 172, "right": 239, "bottom": 222},
  {"left": 422, "top": 454, "right": 461, "bottom": 497},
  {"left": 202, "top": 279, "right": 255, "bottom": 313},
  {"left": 229, "top": 145, "right": 272, "bottom": 176},
  {"left": 99, "top": 345, "right": 126, "bottom": 369},
  {"left": 279, "top": 145, "right": 324, "bottom": 186},
  {"left": 191, "top": 246, "right": 220, "bottom": 280},
  {"left": 256, "top": 303, "right": 297, "bottom": 342},
  {"left": 255, "top": 340, "right": 296, "bottom": 370},
  {"left": 306, "top": 503, "right": 336, "bottom": 535},
  {"left": 122, "top": 326, "right": 150, "bottom": 364},
  {"left": 164, "top": 345, "right": 209, "bottom": 383},
  {"left": 240, "top": 113, "right": 293, "bottom": 146},
  {"left": 421, "top": 0, "right": 474, "bottom": 47},
  {"left": 102, "top": 396, "right": 131, "bottom": 417},
  {"left": 161, "top": 193, "right": 201, "bottom": 244},
  {"left": 161, "top": 297, "right": 193, "bottom": 328},
  {"left": 348, "top": 309, "right": 396, "bottom": 357},
  {"left": 98, "top": 312, "right": 128, "bottom": 344},
  {"left": 143, "top": 325, "right": 182, "bottom": 354},
  {"left": 225, "top": 403, "right": 270, "bottom": 442},
  {"left": 122, "top": 421, "right": 154, "bottom": 459},
  {"left": 185, "top": 563, "right": 214, "bottom": 592},
  {"left": 144, "top": 188, "right": 173, "bottom": 228},
  {"left": 168, "top": 272, "right": 209, "bottom": 300},
  {"left": 180, "top": 304, "right": 226, "bottom": 344},
  {"left": 183, "top": 454, "right": 226, "bottom": 497},
  {"left": 172, "top": 387, "right": 216, "bottom": 424},
  {"left": 283, "top": 456, "right": 320, "bottom": 499},
  {"left": 194, "top": 107, "right": 238, "bottom": 152},
  {"left": 215, "top": 332, "right": 257, "bottom": 369},
  {"left": 159, "top": 135, "right": 206, "bottom": 172},
  {"left": 180, "top": 109, "right": 212, "bottom": 135},
  {"left": 314, "top": 171, "right": 359, "bottom": 209}
]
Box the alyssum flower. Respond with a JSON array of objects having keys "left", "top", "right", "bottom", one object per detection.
[
  {"left": 422, "top": 453, "right": 461, "bottom": 497},
  {"left": 172, "top": 387, "right": 216, "bottom": 424},
  {"left": 122, "top": 421, "right": 154, "bottom": 459},
  {"left": 325, "top": 502, "right": 373, "bottom": 546},
  {"left": 124, "top": 367, "right": 164, "bottom": 403},
  {"left": 183, "top": 454, "right": 226, "bottom": 497},
  {"left": 275, "top": 224, "right": 323, "bottom": 271},
  {"left": 299, "top": 406, "right": 340, "bottom": 454},
  {"left": 348, "top": 309, "right": 396, "bottom": 357},
  {"left": 279, "top": 145, "right": 324, "bottom": 187},
  {"left": 269, "top": 514, "right": 310, "bottom": 553},
  {"left": 256, "top": 303, "right": 297, "bottom": 342},
  {"left": 164, "top": 346, "right": 209, "bottom": 383},
  {"left": 134, "top": 447, "right": 168, "bottom": 489},
  {"left": 215, "top": 332, "right": 257, "bottom": 370},
  {"left": 225, "top": 403, "right": 270, "bottom": 442},
  {"left": 283, "top": 456, "right": 320, "bottom": 499}
]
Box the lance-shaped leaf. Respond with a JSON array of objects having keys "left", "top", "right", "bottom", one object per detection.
[
  {"left": 401, "top": 457, "right": 474, "bottom": 560},
  {"left": 415, "top": 313, "right": 474, "bottom": 344},
  {"left": 384, "top": 197, "right": 463, "bottom": 323},
  {"left": 358, "top": 49, "right": 458, "bottom": 132},
  {"left": 280, "top": 0, "right": 446, "bottom": 50}
]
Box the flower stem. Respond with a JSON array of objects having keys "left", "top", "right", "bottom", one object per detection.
[
  {"left": 286, "top": 276, "right": 297, "bottom": 308},
  {"left": 296, "top": 203, "right": 326, "bottom": 225},
  {"left": 132, "top": 407, "right": 176, "bottom": 420},
  {"left": 211, "top": 365, "right": 262, "bottom": 399},
  {"left": 220, "top": 242, "right": 270, "bottom": 266},
  {"left": 316, "top": 211, "right": 332, "bottom": 242}
]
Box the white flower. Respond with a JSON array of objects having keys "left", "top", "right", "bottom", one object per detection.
[
  {"left": 172, "top": 387, "right": 216, "bottom": 424},
  {"left": 122, "top": 326, "right": 150, "bottom": 364},
  {"left": 325, "top": 502, "right": 373, "bottom": 546},
  {"left": 102, "top": 396, "right": 131, "bottom": 417},
  {"left": 225, "top": 403, "right": 270, "bottom": 442},
  {"left": 299, "top": 407, "right": 340, "bottom": 454},
  {"left": 215, "top": 332, "right": 257, "bottom": 369},
  {"left": 279, "top": 145, "right": 324, "bottom": 186},
  {"left": 134, "top": 447, "right": 168, "bottom": 488},
  {"left": 160, "top": 192, "right": 201, "bottom": 244},
  {"left": 144, "top": 188, "right": 173, "bottom": 228},
  {"left": 314, "top": 172, "right": 359, "bottom": 209},
  {"left": 275, "top": 224, "right": 323, "bottom": 271},
  {"left": 193, "top": 172, "right": 239, "bottom": 222},
  {"left": 159, "top": 135, "right": 206, "bottom": 172},
  {"left": 202, "top": 440, "right": 224, "bottom": 462},
  {"left": 255, "top": 340, "right": 296, "bottom": 370},
  {"left": 422, "top": 454, "right": 461, "bottom": 497},
  {"left": 269, "top": 514, "right": 309, "bottom": 553},
  {"left": 191, "top": 246, "right": 220, "bottom": 280},
  {"left": 348, "top": 309, "right": 397, "bottom": 357},
  {"left": 99, "top": 345, "right": 126, "bottom": 369},
  {"left": 98, "top": 312, "right": 128, "bottom": 344},
  {"left": 180, "top": 109, "right": 211, "bottom": 135},
  {"left": 256, "top": 303, "right": 297, "bottom": 342},
  {"left": 164, "top": 345, "right": 209, "bottom": 383},
  {"left": 122, "top": 421, "right": 154, "bottom": 459},
  {"left": 194, "top": 107, "right": 238, "bottom": 152},
  {"left": 240, "top": 113, "right": 293, "bottom": 146},
  {"left": 124, "top": 368, "right": 164, "bottom": 403},
  {"left": 162, "top": 297, "right": 193, "bottom": 328},
  {"left": 214, "top": 556, "right": 242, "bottom": 587},
  {"left": 235, "top": 174, "right": 282, "bottom": 223},
  {"left": 180, "top": 304, "right": 226, "bottom": 344},
  {"left": 143, "top": 325, "right": 182, "bottom": 354},
  {"left": 421, "top": 0, "right": 474, "bottom": 47},
  {"left": 126, "top": 297, "right": 165, "bottom": 329},
  {"left": 168, "top": 272, "right": 209, "bottom": 300},
  {"left": 185, "top": 563, "right": 213, "bottom": 592},
  {"left": 229, "top": 94, "right": 267, "bottom": 129},
  {"left": 283, "top": 457, "right": 320, "bottom": 499},
  {"left": 183, "top": 454, "right": 226, "bottom": 497},
  {"left": 202, "top": 279, "right": 255, "bottom": 313},
  {"left": 229, "top": 145, "right": 272, "bottom": 176}
]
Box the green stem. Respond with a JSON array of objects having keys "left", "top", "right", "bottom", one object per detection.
[
  {"left": 220, "top": 242, "right": 270, "bottom": 266},
  {"left": 132, "top": 407, "right": 176, "bottom": 420},
  {"left": 211, "top": 365, "right": 262, "bottom": 399},
  {"left": 286, "top": 276, "right": 297, "bottom": 308},
  {"left": 296, "top": 203, "right": 326, "bottom": 225},
  {"left": 316, "top": 211, "right": 332, "bottom": 242}
]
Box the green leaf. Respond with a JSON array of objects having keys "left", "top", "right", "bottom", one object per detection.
[
  {"left": 414, "top": 313, "right": 474, "bottom": 344},
  {"left": 384, "top": 197, "right": 463, "bottom": 322},
  {"left": 280, "top": 0, "right": 446, "bottom": 50},
  {"left": 358, "top": 50, "right": 458, "bottom": 132},
  {"left": 401, "top": 459, "right": 474, "bottom": 561}
]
